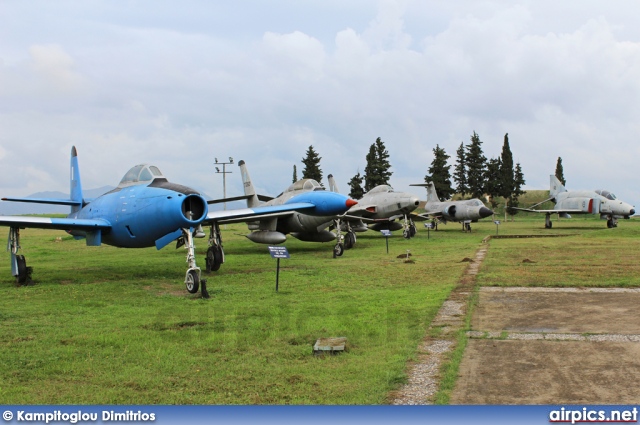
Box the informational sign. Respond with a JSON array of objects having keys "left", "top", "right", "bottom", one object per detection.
[
  {"left": 380, "top": 229, "right": 392, "bottom": 237},
  {"left": 424, "top": 223, "right": 434, "bottom": 229},
  {"left": 268, "top": 246, "right": 290, "bottom": 259},
  {"left": 494, "top": 220, "right": 501, "bottom": 225}
]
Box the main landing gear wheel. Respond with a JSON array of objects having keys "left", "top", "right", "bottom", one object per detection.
[
  {"left": 403, "top": 229, "right": 410, "bottom": 239},
  {"left": 333, "top": 243, "right": 344, "bottom": 257},
  {"left": 409, "top": 224, "right": 417, "bottom": 237},
  {"left": 344, "top": 232, "right": 356, "bottom": 249},
  {"left": 205, "top": 245, "right": 223, "bottom": 272},
  {"left": 607, "top": 218, "right": 616, "bottom": 228},
  {"left": 185, "top": 269, "right": 200, "bottom": 294},
  {"left": 16, "top": 255, "right": 28, "bottom": 284},
  {"left": 545, "top": 221, "right": 553, "bottom": 229}
]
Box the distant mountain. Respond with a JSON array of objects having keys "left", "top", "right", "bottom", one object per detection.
[{"left": 0, "top": 186, "right": 115, "bottom": 215}]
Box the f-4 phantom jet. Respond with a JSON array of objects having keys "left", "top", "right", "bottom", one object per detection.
[
  {"left": 0, "top": 147, "right": 355, "bottom": 296},
  {"left": 327, "top": 174, "right": 421, "bottom": 248},
  {"left": 514, "top": 175, "right": 635, "bottom": 228},
  {"left": 411, "top": 182, "right": 494, "bottom": 231},
  {"left": 208, "top": 161, "right": 357, "bottom": 257}
]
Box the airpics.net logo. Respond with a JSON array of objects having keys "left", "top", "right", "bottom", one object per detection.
[
  {"left": 2, "top": 410, "right": 156, "bottom": 423},
  {"left": 549, "top": 407, "right": 638, "bottom": 424}
]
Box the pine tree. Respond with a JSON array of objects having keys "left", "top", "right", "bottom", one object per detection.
[
  {"left": 555, "top": 157, "right": 566, "bottom": 186},
  {"left": 292, "top": 165, "right": 298, "bottom": 183},
  {"left": 452, "top": 142, "right": 468, "bottom": 196},
  {"left": 363, "top": 137, "right": 393, "bottom": 192},
  {"left": 301, "top": 145, "right": 323, "bottom": 183},
  {"left": 507, "top": 162, "right": 526, "bottom": 216},
  {"left": 348, "top": 172, "right": 364, "bottom": 199},
  {"left": 465, "top": 132, "right": 487, "bottom": 199},
  {"left": 484, "top": 157, "right": 502, "bottom": 209},
  {"left": 498, "top": 133, "right": 514, "bottom": 199},
  {"left": 424, "top": 144, "right": 453, "bottom": 200}
]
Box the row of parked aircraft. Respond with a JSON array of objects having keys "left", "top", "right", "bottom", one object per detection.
[{"left": 0, "top": 147, "right": 635, "bottom": 297}]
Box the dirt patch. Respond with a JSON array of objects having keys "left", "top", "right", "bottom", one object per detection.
[{"left": 451, "top": 287, "right": 640, "bottom": 404}]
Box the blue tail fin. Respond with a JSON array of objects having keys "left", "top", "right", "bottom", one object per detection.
[{"left": 70, "top": 146, "right": 84, "bottom": 214}]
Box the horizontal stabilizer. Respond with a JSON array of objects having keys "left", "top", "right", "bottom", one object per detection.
[{"left": 2, "top": 197, "right": 82, "bottom": 206}]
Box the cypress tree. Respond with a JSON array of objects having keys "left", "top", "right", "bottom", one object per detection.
[
  {"left": 507, "top": 162, "right": 526, "bottom": 216},
  {"left": 301, "top": 145, "right": 323, "bottom": 183},
  {"left": 348, "top": 172, "right": 365, "bottom": 199},
  {"left": 452, "top": 142, "right": 468, "bottom": 196},
  {"left": 425, "top": 144, "right": 454, "bottom": 200},
  {"left": 484, "top": 157, "right": 502, "bottom": 209},
  {"left": 465, "top": 132, "right": 487, "bottom": 200},
  {"left": 292, "top": 165, "right": 298, "bottom": 183},
  {"left": 363, "top": 137, "right": 393, "bottom": 192},
  {"left": 555, "top": 157, "right": 566, "bottom": 186},
  {"left": 499, "top": 133, "right": 514, "bottom": 199}
]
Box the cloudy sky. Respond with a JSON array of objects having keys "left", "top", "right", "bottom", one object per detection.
[{"left": 1, "top": 0, "right": 639, "bottom": 210}]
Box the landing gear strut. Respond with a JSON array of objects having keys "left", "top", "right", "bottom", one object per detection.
[
  {"left": 7, "top": 227, "right": 32, "bottom": 285},
  {"left": 181, "top": 227, "right": 208, "bottom": 298},
  {"left": 545, "top": 213, "right": 553, "bottom": 229},
  {"left": 333, "top": 218, "right": 345, "bottom": 257},
  {"left": 402, "top": 214, "right": 417, "bottom": 239}
]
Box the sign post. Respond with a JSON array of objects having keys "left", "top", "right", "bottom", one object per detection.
[
  {"left": 424, "top": 222, "right": 434, "bottom": 240},
  {"left": 494, "top": 220, "right": 501, "bottom": 235},
  {"left": 268, "top": 246, "right": 290, "bottom": 292},
  {"left": 380, "top": 229, "right": 391, "bottom": 253}
]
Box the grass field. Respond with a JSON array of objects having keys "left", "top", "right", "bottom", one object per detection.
[{"left": 0, "top": 214, "right": 637, "bottom": 404}]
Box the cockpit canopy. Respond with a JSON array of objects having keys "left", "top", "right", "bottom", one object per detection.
[
  {"left": 118, "top": 164, "right": 165, "bottom": 188},
  {"left": 367, "top": 185, "right": 394, "bottom": 194},
  {"left": 595, "top": 189, "right": 617, "bottom": 200},
  {"left": 466, "top": 199, "right": 485, "bottom": 207},
  {"left": 285, "top": 179, "right": 324, "bottom": 193}
]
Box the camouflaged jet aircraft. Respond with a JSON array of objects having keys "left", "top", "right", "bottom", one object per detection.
[
  {"left": 410, "top": 181, "right": 494, "bottom": 231},
  {"left": 327, "top": 174, "right": 421, "bottom": 248},
  {"left": 0, "top": 147, "right": 355, "bottom": 297},
  {"left": 207, "top": 161, "right": 358, "bottom": 257},
  {"left": 514, "top": 175, "right": 635, "bottom": 228}
]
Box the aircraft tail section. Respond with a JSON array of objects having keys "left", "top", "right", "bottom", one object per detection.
[
  {"left": 69, "top": 146, "right": 85, "bottom": 214},
  {"left": 327, "top": 174, "right": 339, "bottom": 193},
  {"left": 238, "top": 160, "right": 260, "bottom": 208},
  {"left": 549, "top": 175, "right": 566, "bottom": 199},
  {"left": 426, "top": 182, "right": 441, "bottom": 203}
]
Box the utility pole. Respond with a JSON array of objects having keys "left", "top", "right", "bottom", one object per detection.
[{"left": 215, "top": 157, "right": 234, "bottom": 210}]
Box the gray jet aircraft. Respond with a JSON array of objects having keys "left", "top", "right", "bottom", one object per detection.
[
  {"left": 410, "top": 182, "right": 494, "bottom": 231},
  {"left": 327, "top": 174, "right": 421, "bottom": 247},
  {"left": 208, "top": 161, "right": 358, "bottom": 257},
  {"left": 514, "top": 175, "right": 635, "bottom": 228}
]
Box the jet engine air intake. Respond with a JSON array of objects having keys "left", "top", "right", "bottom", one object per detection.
[
  {"left": 443, "top": 205, "right": 457, "bottom": 219},
  {"left": 181, "top": 194, "right": 207, "bottom": 223}
]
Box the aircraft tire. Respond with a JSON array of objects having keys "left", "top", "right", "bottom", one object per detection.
[
  {"left": 16, "top": 255, "right": 27, "bottom": 284},
  {"left": 607, "top": 219, "right": 614, "bottom": 228},
  {"left": 403, "top": 229, "right": 410, "bottom": 239},
  {"left": 333, "top": 243, "right": 344, "bottom": 257},
  {"left": 185, "top": 270, "right": 200, "bottom": 294},
  {"left": 344, "top": 232, "right": 355, "bottom": 249},
  {"left": 205, "top": 246, "right": 223, "bottom": 272},
  {"left": 409, "top": 224, "right": 417, "bottom": 237}
]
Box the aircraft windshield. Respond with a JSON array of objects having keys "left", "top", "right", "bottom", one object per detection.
[
  {"left": 118, "top": 164, "right": 165, "bottom": 187},
  {"left": 596, "top": 189, "right": 617, "bottom": 200},
  {"left": 286, "top": 179, "right": 323, "bottom": 193},
  {"left": 368, "top": 185, "right": 393, "bottom": 194},
  {"left": 467, "top": 199, "right": 484, "bottom": 207}
]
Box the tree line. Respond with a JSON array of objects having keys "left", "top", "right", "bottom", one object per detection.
[{"left": 294, "top": 133, "right": 571, "bottom": 216}]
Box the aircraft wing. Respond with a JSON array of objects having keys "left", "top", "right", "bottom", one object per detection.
[
  {"left": 0, "top": 216, "right": 111, "bottom": 230},
  {"left": 203, "top": 202, "right": 316, "bottom": 225},
  {"left": 2, "top": 197, "right": 82, "bottom": 206},
  {"left": 339, "top": 213, "right": 402, "bottom": 224}
]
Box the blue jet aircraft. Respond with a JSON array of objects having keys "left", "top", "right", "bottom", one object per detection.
[{"left": 0, "top": 147, "right": 356, "bottom": 297}]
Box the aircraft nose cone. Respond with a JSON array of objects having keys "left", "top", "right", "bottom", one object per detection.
[
  {"left": 479, "top": 206, "right": 493, "bottom": 218},
  {"left": 346, "top": 198, "right": 358, "bottom": 208},
  {"left": 630, "top": 208, "right": 636, "bottom": 216}
]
